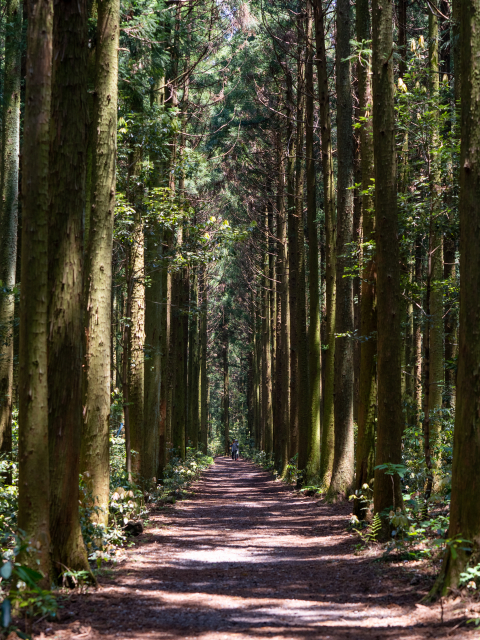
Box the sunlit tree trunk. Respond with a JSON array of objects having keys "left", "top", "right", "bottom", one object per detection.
[
  {"left": 444, "top": 231, "right": 456, "bottom": 408},
  {"left": 128, "top": 154, "right": 145, "bottom": 476},
  {"left": 262, "top": 206, "right": 274, "bottom": 454},
  {"left": 81, "top": 0, "right": 119, "bottom": 525},
  {"left": 144, "top": 76, "right": 166, "bottom": 481},
  {"left": 122, "top": 282, "right": 132, "bottom": 480},
  {"left": 330, "top": 0, "right": 355, "bottom": 497},
  {"left": 187, "top": 268, "right": 200, "bottom": 450},
  {"left": 199, "top": 267, "right": 208, "bottom": 454},
  {"left": 372, "top": 0, "right": 404, "bottom": 517},
  {"left": 274, "top": 129, "right": 289, "bottom": 475},
  {"left": 304, "top": 0, "right": 320, "bottom": 482},
  {"left": 413, "top": 238, "right": 423, "bottom": 428},
  {"left": 354, "top": 0, "right": 377, "bottom": 518},
  {"left": 18, "top": 0, "right": 53, "bottom": 579},
  {"left": 433, "top": 0, "right": 480, "bottom": 591},
  {"left": 313, "top": 0, "right": 336, "bottom": 486},
  {"left": 268, "top": 198, "right": 276, "bottom": 454},
  {"left": 427, "top": 12, "right": 444, "bottom": 454},
  {"left": 223, "top": 322, "right": 229, "bottom": 455}
]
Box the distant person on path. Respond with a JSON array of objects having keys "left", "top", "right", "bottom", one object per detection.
[{"left": 231, "top": 439, "right": 239, "bottom": 461}]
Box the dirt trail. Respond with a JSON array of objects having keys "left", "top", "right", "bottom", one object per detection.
[{"left": 38, "top": 458, "right": 475, "bottom": 639}]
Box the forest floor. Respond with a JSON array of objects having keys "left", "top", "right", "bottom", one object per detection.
[{"left": 33, "top": 458, "right": 478, "bottom": 640}]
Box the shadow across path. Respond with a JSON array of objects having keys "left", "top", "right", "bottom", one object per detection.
[{"left": 44, "top": 457, "right": 473, "bottom": 640}]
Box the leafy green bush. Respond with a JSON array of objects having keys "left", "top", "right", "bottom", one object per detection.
[
  {"left": 160, "top": 448, "right": 213, "bottom": 497},
  {"left": 0, "top": 536, "right": 57, "bottom": 636}
]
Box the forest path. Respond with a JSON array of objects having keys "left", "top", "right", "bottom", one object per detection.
[{"left": 41, "top": 458, "right": 473, "bottom": 640}]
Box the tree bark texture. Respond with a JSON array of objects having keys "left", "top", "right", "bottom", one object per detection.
[
  {"left": 223, "top": 327, "right": 229, "bottom": 455},
  {"left": 171, "top": 264, "right": 187, "bottom": 459},
  {"left": 354, "top": 0, "right": 377, "bottom": 517},
  {"left": 294, "top": 44, "right": 309, "bottom": 475},
  {"left": 48, "top": 0, "right": 90, "bottom": 578},
  {"left": 437, "top": 0, "right": 480, "bottom": 590},
  {"left": 144, "top": 223, "right": 162, "bottom": 480},
  {"left": 427, "top": 13, "right": 444, "bottom": 446},
  {"left": 274, "top": 129, "right": 289, "bottom": 475},
  {"left": 330, "top": 0, "right": 355, "bottom": 497},
  {"left": 128, "top": 164, "right": 145, "bottom": 476},
  {"left": 304, "top": 0, "right": 321, "bottom": 483},
  {"left": 18, "top": 0, "right": 53, "bottom": 579},
  {"left": 81, "top": 0, "right": 119, "bottom": 526},
  {"left": 285, "top": 63, "right": 299, "bottom": 460},
  {"left": 158, "top": 230, "right": 172, "bottom": 473},
  {"left": 372, "top": 0, "right": 404, "bottom": 516},
  {"left": 443, "top": 231, "right": 456, "bottom": 407},
  {"left": 199, "top": 270, "right": 208, "bottom": 454},
  {"left": 313, "top": 0, "right": 336, "bottom": 486},
  {"left": 187, "top": 269, "right": 200, "bottom": 450},
  {"left": 263, "top": 209, "right": 274, "bottom": 454},
  {"left": 0, "top": 0, "right": 22, "bottom": 453}
]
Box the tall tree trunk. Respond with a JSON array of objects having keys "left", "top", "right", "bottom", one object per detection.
[
  {"left": 313, "top": 0, "right": 336, "bottom": 486},
  {"left": 81, "top": 0, "right": 119, "bottom": 525},
  {"left": 263, "top": 207, "right": 274, "bottom": 454},
  {"left": 18, "top": 0, "right": 53, "bottom": 579},
  {"left": 285, "top": 63, "right": 299, "bottom": 460},
  {"left": 223, "top": 325, "right": 229, "bottom": 455},
  {"left": 353, "top": 137, "right": 362, "bottom": 425},
  {"left": 48, "top": 0, "right": 90, "bottom": 578},
  {"left": 254, "top": 302, "right": 262, "bottom": 449},
  {"left": 128, "top": 179, "right": 145, "bottom": 477},
  {"left": 252, "top": 312, "right": 259, "bottom": 448},
  {"left": 268, "top": 199, "right": 276, "bottom": 454},
  {"left": 144, "top": 220, "right": 162, "bottom": 480},
  {"left": 442, "top": 0, "right": 456, "bottom": 411},
  {"left": 433, "top": 0, "right": 480, "bottom": 591},
  {"left": 0, "top": 0, "right": 22, "bottom": 455},
  {"left": 304, "top": 0, "right": 320, "bottom": 482},
  {"left": 199, "top": 268, "right": 208, "bottom": 454},
  {"left": 158, "top": 229, "right": 172, "bottom": 474},
  {"left": 330, "top": 0, "right": 355, "bottom": 497},
  {"left": 423, "top": 239, "right": 434, "bottom": 505},
  {"left": 444, "top": 231, "right": 456, "bottom": 407},
  {"left": 354, "top": 0, "right": 377, "bottom": 518},
  {"left": 295, "top": 36, "right": 309, "bottom": 477},
  {"left": 414, "top": 237, "right": 423, "bottom": 428},
  {"left": 144, "top": 76, "right": 166, "bottom": 482},
  {"left": 122, "top": 283, "right": 132, "bottom": 480},
  {"left": 274, "top": 129, "right": 289, "bottom": 475},
  {"left": 187, "top": 268, "right": 200, "bottom": 450},
  {"left": 427, "top": 13, "right": 444, "bottom": 451},
  {"left": 372, "top": 0, "right": 404, "bottom": 516},
  {"left": 398, "top": 0, "right": 407, "bottom": 78},
  {"left": 171, "top": 260, "right": 187, "bottom": 459}
]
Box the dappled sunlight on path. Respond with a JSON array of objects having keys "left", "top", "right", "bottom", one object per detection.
[{"left": 37, "top": 458, "right": 474, "bottom": 639}]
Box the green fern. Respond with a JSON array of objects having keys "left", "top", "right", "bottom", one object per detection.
[
  {"left": 353, "top": 512, "right": 382, "bottom": 546},
  {"left": 368, "top": 512, "right": 382, "bottom": 543}
]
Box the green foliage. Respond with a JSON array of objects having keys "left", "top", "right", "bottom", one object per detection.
[
  {"left": 459, "top": 563, "right": 480, "bottom": 590},
  {"left": 0, "top": 536, "right": 57, "bottom": 635},
  {"left": 160, "top": 448, "right": 213, "bottom": 496},
  {"left": 352, "top": 512, "right": 382, "bottom": 549},
  {"left": 374, "top": 463, "right": 408, "bottom": 479},
  {"left": 349, "top": 482, "right": 374, "bottom": 519}
]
